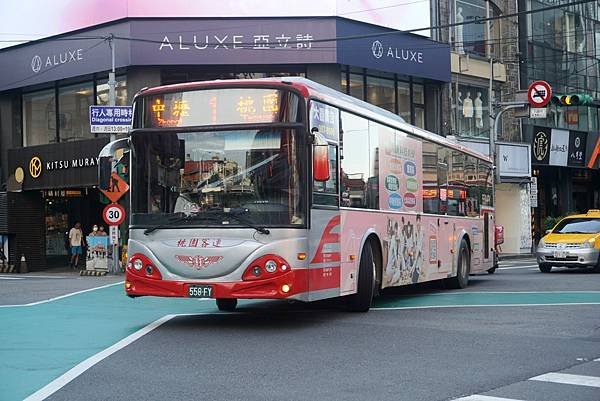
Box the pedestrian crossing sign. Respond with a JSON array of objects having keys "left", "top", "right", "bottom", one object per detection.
[{"left": 100, "top": 171, "right": 129, "bottom": 203}]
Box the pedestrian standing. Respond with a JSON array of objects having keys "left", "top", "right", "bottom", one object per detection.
[{"left": 69, "top": 222, "right": 84, "bottom": 269}]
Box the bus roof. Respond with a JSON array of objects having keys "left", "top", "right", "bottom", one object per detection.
[{"left": 136, "top": 77, "right": 492, "bottom": 163}]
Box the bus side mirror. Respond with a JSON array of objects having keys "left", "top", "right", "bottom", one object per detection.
[
  {"left": 312, "top": 130, "right": 330, "bottom": 183},
  {"left": 99, "top": 157, "right": 112, "bottom": 190},
  {"left": 98, "top": 138, "right": 130, "bottom": 190}
]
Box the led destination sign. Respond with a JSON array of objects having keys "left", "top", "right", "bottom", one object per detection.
[{"left": 143, "top": 88, "right": 297, "bottom": 128}]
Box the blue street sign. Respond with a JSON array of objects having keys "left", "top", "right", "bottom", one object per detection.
[{"left": 89, "top": 105, "right": 133, "bottom": 134}]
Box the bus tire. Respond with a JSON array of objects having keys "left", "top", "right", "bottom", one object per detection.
[
  {"left": 216, "top": 298, "right": 237, "bottom": 312},
  {"left": 346, "top": 242, "right": 375, "bottom": 312},
  {"left": 446, "top": 239, "right": 470, "bottom": 289},
  {"left": 538, "top": 264, "right": 552, "bottom": 273}
]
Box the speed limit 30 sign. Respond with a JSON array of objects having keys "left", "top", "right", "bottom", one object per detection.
[{"left": 103, "top": 203, "right": 126, "bottom": 226}]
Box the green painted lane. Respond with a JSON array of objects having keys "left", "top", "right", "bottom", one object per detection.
[
  {"left": 3, "top": 286, "right": 600, "bottom": 401},
  {"left": 0, "top": 284, "right": 219, "bottom": 401},
  {"left": 373, "top": 291, "right": 600, "bottom": 309}
]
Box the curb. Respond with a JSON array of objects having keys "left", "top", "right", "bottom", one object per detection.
[{"left": 80, "top": 270, "right": 108, "bottom": 276}]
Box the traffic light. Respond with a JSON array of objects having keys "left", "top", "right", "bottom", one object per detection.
[{"left": 551, "top": 93, "right": 595, "bottom": 106}]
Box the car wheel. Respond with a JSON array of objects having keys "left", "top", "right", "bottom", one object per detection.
[
  {"left": 591, "top": 258, "right": 600, "bottom": 273},
  {"left": 216, "top": 298, "right": 237, "bottom": 312},
  {"left": 538, "top": 264, "right": 552, "bottom": 273}
]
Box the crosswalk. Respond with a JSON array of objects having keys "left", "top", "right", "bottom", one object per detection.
[{"left": 452, "top": 359, "right": 600, "bottom": 401}]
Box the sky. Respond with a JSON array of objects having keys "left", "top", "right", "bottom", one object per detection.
[{"left": 0, "top": 0, "right": 430, "bottom": 49}]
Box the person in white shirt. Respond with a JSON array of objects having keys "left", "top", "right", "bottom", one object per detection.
[{"left": 69, "top": 222, "right": 84, "bottom": 269}]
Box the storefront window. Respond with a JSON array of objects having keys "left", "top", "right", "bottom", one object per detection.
[
  {"left": 366, "top": 76, "right": 395, "bottom": 113},
  {"left": 58, "top": 82, "right": 94, "bottom": 142},
  {"left": 23, "top": 89, "right": 57, "bottom": 146},
  {"left": 398, "top": 82, "right": 410, "bottom": 122},
  {"left": 452, "top": 84, "right": 490, "bottom": 138},
  {"left": 415, "top": 108, "right": 425, "bottom": 129},
  {"left": 349, "top": 73, "right": 364, "bottom": 101},
  {"left": 96, "top": 76, "right": 128, "bottom": 106}
]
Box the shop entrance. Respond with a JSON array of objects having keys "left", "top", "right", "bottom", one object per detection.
[{"left": 44, "top": 188, "right": 105, "bottom": 267}]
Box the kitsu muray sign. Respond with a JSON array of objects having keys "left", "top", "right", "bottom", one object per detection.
[{"left": 379, "top": 126, "right": 423, "bottom": 212}]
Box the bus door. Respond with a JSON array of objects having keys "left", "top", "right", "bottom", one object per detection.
[
  {"left": 308, "top": 143, "right": 341, "bottom": 301},
  {"left": 437, "top": 215, "right": 454, "bottom": 275}
]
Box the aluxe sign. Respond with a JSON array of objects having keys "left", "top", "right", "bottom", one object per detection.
[
  {"left": 0, "top": 18, "right": 450, "bottom": 91},
  {"left": 335, "top": 19, "right": 451, "bottom": 82}
]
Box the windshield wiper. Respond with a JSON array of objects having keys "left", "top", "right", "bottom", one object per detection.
[
  {"left": 213, "top": 208, "right": 270, "bottom": 235},
  {"left": 143, "top": 213, "right": 211, "bottom": 235},
  {"left": 143, "top": 209, "right": 270, "bottom": 235}
]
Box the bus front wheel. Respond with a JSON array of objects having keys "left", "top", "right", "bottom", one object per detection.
[
  {"left": 216, "top": 298, "right": 238, "bottom": 312},
  {"left": 446, "top": 240, "right": 470, "bottom": 289},
  {"left": 346, "top": 243, "right": 375, "bottom": 312}
]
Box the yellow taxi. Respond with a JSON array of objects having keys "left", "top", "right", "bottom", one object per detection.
[{"left": 536, "top": 210, "right": 600, "bottom": 273}]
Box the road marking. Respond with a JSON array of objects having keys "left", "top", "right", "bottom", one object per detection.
[
  {"left": 498, "top": 265, "right": 539, "bottom": 270},
  {"left": 373, "top": 302, "right": 600, "bottom": 310},
  {"left": 0, "top": 281, "right": 124, "bottom": 308},
  {"left": 0, "top": 276, "right": 24, "bottom": 280},
  {"left": 529, "top": 372, "right": 600, "bottom": 388},
  {"left": 452, "top": 395, "right": 525, "bottom": 401},
  {"left": 23, "top": 314, "right": 173, "bottom": 400}
]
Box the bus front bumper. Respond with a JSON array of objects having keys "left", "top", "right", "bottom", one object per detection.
[{"left": 124, "top": 269, "right": 305, "bottom": 299}]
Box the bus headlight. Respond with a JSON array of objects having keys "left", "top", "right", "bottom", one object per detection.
[{"left": 133, "top": 259, "right": 143, "bottom": 270}]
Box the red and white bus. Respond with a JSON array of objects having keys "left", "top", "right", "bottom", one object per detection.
[{"left": 100, "top": 78, "right": 496, "bottom": 312}]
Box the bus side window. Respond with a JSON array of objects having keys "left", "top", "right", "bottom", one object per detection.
[{"left": 422, "top": 140, "right": 439, "bottom": 214}]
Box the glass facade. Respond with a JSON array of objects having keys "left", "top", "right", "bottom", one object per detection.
[
  {"left": 451, "top": 84, "right": 492, "bottom": 138},
  {"left": 522, "top": 0, "right": 600, "bottom": 132},
  {"left": 22, "top": 89, "right": 56, "bottom": 146},
  {"left": 58, "top": 82, "right": 93, "bottom": 142},
  {"left": 451, "top": 0, "right": 503, "bottom": 58},
  {"left": 341, "top": 67, "right": 439, "bottom": 131},
  {"left": 22, "top": 75, "right": 129, "bottom": 146}
]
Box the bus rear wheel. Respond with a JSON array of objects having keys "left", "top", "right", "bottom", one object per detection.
[
  {"left": 446, "top": 239, "right": 470, "bottom": 289},
  {"left": 216, "top": 298, "right": 237, "bottom": 312},
  {"left": 346, "top": 242, "right": 375, "bottom": 312}
]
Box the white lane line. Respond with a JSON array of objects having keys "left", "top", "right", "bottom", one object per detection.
[
  {"left": 373, "top": 302, "right": 600, "bottom": 310},
  {"left": 406, "top": 291, "right": 600, "bottom": 295},
  {"left": 452, "top": 395, "right": 525, "bottom": 401},
  {"left": 0, "top": 277, "right": 24, "bottom": 280},
  {"left": 594, "top": 358, "right": 600, "bottom": 362},
  {"left": 0, "top": 281, "right": 123, "bottom": 308},
  {"left": 23, "top": 314, "right": 171, "bottom": 401},
  {"left": 529, "top": 372, "right": 600, "bottom": 388},
  {"left": 498, "top": 265, "right": 539, "bottom": 270}
]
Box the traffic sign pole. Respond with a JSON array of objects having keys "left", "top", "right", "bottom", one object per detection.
[{"left": 103, "top": 203, "right": 125, "bottom": 273}]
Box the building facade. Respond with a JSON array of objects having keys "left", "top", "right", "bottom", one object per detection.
[
  {"left": 0, "top": 11, "right": 451, "bottom": 270},
  {"left": 518, "top": 0, "right": 600, "bottom": 242}
]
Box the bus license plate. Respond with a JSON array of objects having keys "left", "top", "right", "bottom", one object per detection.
[
  {"left": 553, "top": 250, "right": 567, "bottom": 259},
  {"left": 188, "top": 285, "right": 213, "bottom": 298}
]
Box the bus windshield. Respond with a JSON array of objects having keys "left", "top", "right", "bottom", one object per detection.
[{"left": 130, "top": 129, "right": 305, "bottom": 228}]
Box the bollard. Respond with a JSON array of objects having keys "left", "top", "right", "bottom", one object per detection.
[{"left": 19, "top": 254, "right": 28, "bottom": 274}]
